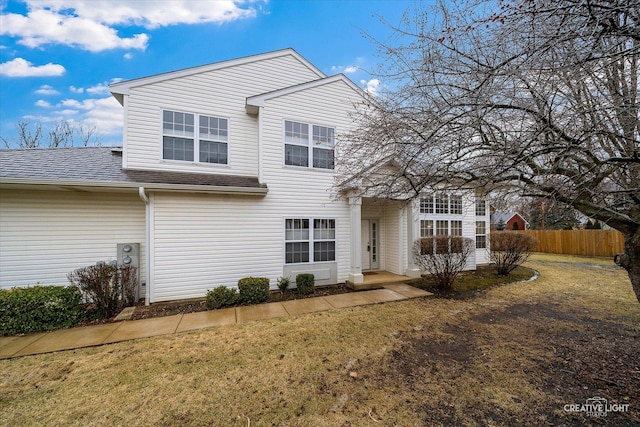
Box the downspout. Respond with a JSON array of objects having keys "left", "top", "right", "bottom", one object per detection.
[{"left": 138, "top": 187, "right": 151, "bottom": 306}]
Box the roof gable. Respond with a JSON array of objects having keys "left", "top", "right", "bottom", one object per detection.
[
  {"left": 245, "top": 74, "right": 368, "bottom": 114},
  {"left": 109, "top": 48, "right": 326, "bottom": 105},
  {"left": 491, "top": 212, "right": 529, "bottom": 225}
]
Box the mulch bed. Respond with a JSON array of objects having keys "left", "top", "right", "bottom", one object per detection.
[{"left": 130, "top": 283, "right": 356, "bottom": 320}]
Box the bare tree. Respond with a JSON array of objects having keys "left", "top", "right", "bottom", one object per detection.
[
  {"left": 337, "top": 0, "right": 640, "bottom": 302},
  {"left": 48, "top": 121, "right": 73, "bottom": 148},
  {"left": 0, "top": 120, "right": 43, "bottom": 148},
  {"left": 1, "top": 119, "right": 100, "bottom": 148}
]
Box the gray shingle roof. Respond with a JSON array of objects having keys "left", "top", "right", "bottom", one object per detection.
[{"left": 0, "top": 146, "right": 267, "bottom": 193}]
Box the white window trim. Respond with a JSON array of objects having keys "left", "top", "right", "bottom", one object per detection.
[
  {"left": 420, "top": 193, "right": 463, "bottom": 216},
  {"left": 476, "top": 220, "right": 487, "bottom": 249},
  {"left": 160, "top": 109, "right": 231, "bottom": 167},
  {"left": 283, "top": 119, "right": 336, "bottom": 171},
  {"left": 475, "top": 199, "right": 487, "bottom": 217},
  {"left": 420, "top": 219, "right": 463, "bottom": 237},
  {"left": 284, "top": 217, "right": 337, "bottom": 264}
]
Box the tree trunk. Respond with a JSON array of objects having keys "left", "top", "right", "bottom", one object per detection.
[{"left": 617, "top": 228, "right": 640, "bottom": 304}]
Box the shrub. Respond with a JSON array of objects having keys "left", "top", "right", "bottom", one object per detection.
[
  {"left": 296, "top": 274, "right": 315, "bottom": 295},
  {"left": 0, "top": 285, "right": 84, "bottom": 335},
  {"left": 277, "top": 276, "right": 290, "bottom": 293},
  {"left": 490, "top": 232, "right": 539, "bottom": 275},
  {"left": 413, "top": 236, "right": 474, "bottom": 290},
  {"left": 67, "top": 263, "right": 138, "bottom": 319},
  {"left": 206, "top": 286, "right": 238, "bottom": 309},
  {"left": 238, "top": 277, "right": 270, "bottom": 304}
]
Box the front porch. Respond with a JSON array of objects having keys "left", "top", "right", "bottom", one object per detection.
[
  {"left": 347, "top": 196, "right": 421, "bottom": 287},
  {"left": 346, "top": 270, "right": 413, "bottom": 291}
]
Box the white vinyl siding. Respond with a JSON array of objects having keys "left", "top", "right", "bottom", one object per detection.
[
  {"left": 0, "top": 190, "right": 146, "bottom": 289},
  {"left": 123, "top": 54, "right": 322, "bottom": 175},
  {"left": 144, "top": 77, "right": 363, "bottom": 301}
]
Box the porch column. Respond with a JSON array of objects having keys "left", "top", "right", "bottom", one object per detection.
[
  {"left": 348, "top": 196, "right": 364, "bottom": 284},
  {"left": 405, "top": 199, "right": 421, "bottom": 278}
]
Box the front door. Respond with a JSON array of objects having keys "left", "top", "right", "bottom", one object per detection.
[{"left": 361, "top": 220, "right": 380, "bottom": 271}]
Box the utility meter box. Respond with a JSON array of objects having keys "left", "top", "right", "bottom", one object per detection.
[{"left": 117, "top": 243, "right": 141, "bottom": 300}]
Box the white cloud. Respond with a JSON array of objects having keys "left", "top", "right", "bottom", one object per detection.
[
  {"left": 123, "top": 52, "right": 133, "bottom": 60},
  {"left": 1, "top": 8, "right": 148, "bottom": 52},
  {"left": 361, "top": 78, "right": 380, "bottom": 96},
  {"left": 23, "top": 95, "right": 123, "bottom": 144},
  {"left": 36, "top": 0, "right": 260, "bottom": 28},
  {"left": 35, "top": 99, "right": 52, "bottom": 108},
  {"left": 0, "top": 1, "right": 263, "bottom": 52},
  {"left": 35, "top": 84, "right": 59, "bottom": 95},
  {"left": 0, "top": 57, "right": 65, "bottom": 77},
  {"left": 86, "top": 83, "right": 110, "bottom": 94},
  {"left": 56, "top": 96, "right": 122, "bottom": 132},
  {"left": 331, "top": 64, "right": 359, "bottom": 74},
  {"left": 69, "top": 86, "right": 84, "bottom": 94}
]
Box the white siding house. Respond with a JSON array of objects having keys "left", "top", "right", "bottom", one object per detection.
[{"left": 0, "top": 49, "right": 491, "bottom": 303}]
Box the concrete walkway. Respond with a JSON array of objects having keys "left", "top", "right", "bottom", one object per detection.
[{"left": 0, "top": 283, "right": 431, "bottom": 359}]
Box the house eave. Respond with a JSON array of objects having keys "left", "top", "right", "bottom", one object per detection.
[{"left": 0, "top": 178, "right": 268, "bottom": 196}]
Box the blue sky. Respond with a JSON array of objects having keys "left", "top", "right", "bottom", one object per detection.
[{"left": 0, "top": 0, "right": 424, "bottom": 146}]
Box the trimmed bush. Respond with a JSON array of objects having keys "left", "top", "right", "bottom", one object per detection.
[
  {"left": 413, "top": 236, "right": 474, "bottom": 290},
  {"left": 0, "top": 285, "right": 84, "bottom": 336},
  {"left": 490, "top": 232, "right": 539, "bottom": 275},
  {"left": 296, "top": 273, "right": 315, "bottom": 295},
  {"left": 67, "top": 263, "right": 138, "bottom": 319},
  {"left": 206, "top": 286, "right": 239, "bottom": 309},
  {"left": 238, "top": 277, "right": 270, "bottom": 304},
  {"left": 277, "top": 276, "right": 290, "bottom": 293}
]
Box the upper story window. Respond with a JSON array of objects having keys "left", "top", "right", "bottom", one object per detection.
[
  {"left": 284, "top": 120, "right": 334, "bottom": 170},
  {"left": 420, "top": 197, "right": 433, "bottom": 214},
  {"left": 162, "top": 110, "right": 228, "bottom": 164},
  {"left": 420, "top": 193, "right": 462, "bottom": 216},
  {"left": 435, "top": 194, "right": 449, "bottom": 214},
  {"left": 450, "top": 195, "right": 462, "bottom": 215},
  {"left": 476, "top": 199, "right": 487, "bottom": 216}
]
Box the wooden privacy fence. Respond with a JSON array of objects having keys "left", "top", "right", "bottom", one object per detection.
[{"left": 517, "top": 230, "right": 624, "bottom": 257}]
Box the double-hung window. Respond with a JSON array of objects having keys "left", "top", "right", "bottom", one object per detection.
[
  {"left": 284, "top": 121, "right": 309, "bottom": 167},
  {"left": 476, "top": 221, "right": 487, "bottom": 249},
  {"left": 285, "top": 218, "right": 336, "bottom": 263},
  {"left": 475, "top": 199, "right": 487, "bottom": 217},
  {"left": 162, "top": 110, "right": 228, "bottom": 164},
  {"left": 163, "top": 111, "right": 195, "bottom": 161},
  {"left": 284, "top": 120, "right": 335, "bottom": 170}
]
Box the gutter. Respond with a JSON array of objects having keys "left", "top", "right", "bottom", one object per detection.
[
  {"left": 0, "top": 178, "right": 268, "bottom": 196},
  {"left": 138, "top": 187, "right": 152, "bottom": 306}
]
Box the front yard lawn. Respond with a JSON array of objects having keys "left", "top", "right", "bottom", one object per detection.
[{"left": 1, "top": 254, "right": 638, "bottom": 426}]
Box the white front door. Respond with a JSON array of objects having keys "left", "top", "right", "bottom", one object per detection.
[{"left": 361, "top": 220, "right": 380, "bottom": 271}]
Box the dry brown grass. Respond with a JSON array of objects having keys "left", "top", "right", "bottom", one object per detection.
[{"left": 1, "top": 254, "right": 638, "bottom": 426}]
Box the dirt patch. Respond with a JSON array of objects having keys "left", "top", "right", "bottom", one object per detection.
[{"left": 368, "top": 300, "right": 640, "bottom": 426}]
